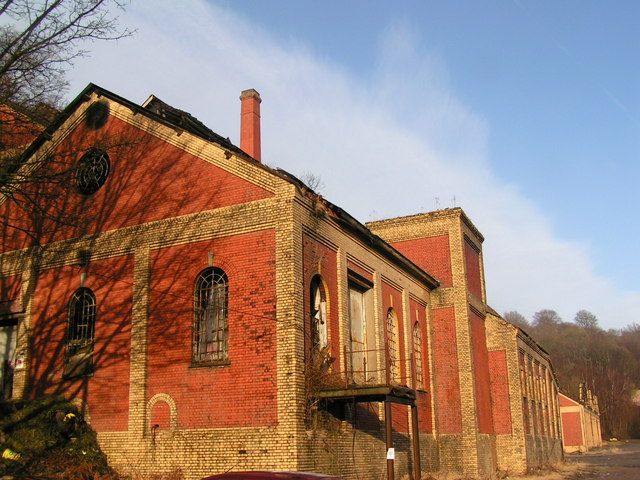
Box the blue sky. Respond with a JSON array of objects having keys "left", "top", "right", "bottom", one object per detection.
[
  {"left": 227, "top": 0, "right": 640, "bottom": 289},
  {"left": 66, "top": 0, "right": 640, "bottom": 329}
]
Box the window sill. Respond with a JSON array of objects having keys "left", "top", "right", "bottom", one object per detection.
[
  {"left": 189, "top": 359, "right": 231, "bottom": 369},
  {"left": 63, "top": 351, "right": 94, "bottom": 379}
]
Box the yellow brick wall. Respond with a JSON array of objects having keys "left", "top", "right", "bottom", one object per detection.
[
  {"left": 485, "top": 312, "right": 563, "bottom": 474},
  {"left": 368, "top": 209, "right": 495, "bottom": 478}
]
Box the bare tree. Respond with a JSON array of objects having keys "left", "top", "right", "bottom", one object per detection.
[
  {"left": 531, "top": 309, "right": 562, "bottom": 328},
  {"left": 574, "top": 309, "right": 599, "bottom": 329},
  {"left": 0, "top": 1, "right": 132, "bottom": 239},
  {"left": 0, "top": 0, "right": 131, "bottom": 114},
  {"left": 300, "top": 172, "right": 324, "bottom": 193},
  {"left": 524, "top": 309, "right": 640, "bottom": 439},
  {"left": 503, "top": 310, "right": 530, "bottom": 330}
]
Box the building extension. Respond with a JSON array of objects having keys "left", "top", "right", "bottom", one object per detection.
[{"left": 559, "top": 387, "right": 602, "bottom": 453}]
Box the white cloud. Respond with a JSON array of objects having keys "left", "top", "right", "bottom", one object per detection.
[{"left": 68, "top": 0, "right": 639, "bottom": 329}]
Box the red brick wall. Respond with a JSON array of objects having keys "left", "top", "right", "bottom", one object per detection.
[
  {"left": 27, "top": 255, "right": 133, "bottom": 432},
  {"left": 346, "top": 259, "right": 373, "bottom": 283},
  {"left": 355, "top": 402, "right": 382, "bottom": 432},
  {"left": 381, "top": 281, "right": 409, "bottom": 433},
  {"left": 562, "top": 411, "right": 583, "bottom": 446},
  {"left": 302, "top": 234, "right": 339, "bottom": 369},
  {"left": 410, "top": 298, "right": 432, "bottom": 433},
  {"left": 146, "top": 230, "right": 277, "bottom": 429},
  {"left": 381, "top": 281, "right": 406, "bottom": 385},
  {"left": 0, "top": 274, "right": 22, "bottom": 315},
  {"left": 470, "top": 309, "right": 494, "bottom": 434},
  {"left": 0, "top": 104, "right": 43, "bottom": 150},
  {"left": 150, "top": 401, "right": 171, "bottom": 429},
  {"left": 353, "top": 402, "right": 409, "bottom": 443},
  {"left": 488, "top": 349, "right": 512, "bottom": 434},
  {"left": 391, "top": 403, "right": 409, "bottom": 433},
  {"left": 464, "top": 239, "right": 482, "bottom": 300},
  {"left": 0, "top": 113, "right": 273, "bottom": 252},
  {"left": 559, "top": 394, "right": 579, "bottom": 407},
  {"left": 391, "top": 235, "right": 452, "bottom": 287},
  {"left": 415, "top": 391, "right": 432, "bottom": 433},
  {"left": 432, "top": 306, "right": 462, "bottom": 434}
]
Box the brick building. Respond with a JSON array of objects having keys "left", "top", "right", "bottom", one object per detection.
[
  {"left": 0, "top": 84, "right": 562, "bottom": 479},
  {"left": 559, "top": 388, "right": 602, "bottom": 453},
  {"left": 484, "top": 310, "right": 563, "bottom": 474},
  {"left": 366, "top": 210, "right": 497, "bottom": 477}
]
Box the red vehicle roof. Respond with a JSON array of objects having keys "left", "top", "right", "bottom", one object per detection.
[{"left": 202, "top": 472, "right": 340, "bottom": 480}]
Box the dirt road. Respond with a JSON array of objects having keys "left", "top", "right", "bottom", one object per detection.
[{"left": 566, "top": 441, "right": 640, "bottom": 479}]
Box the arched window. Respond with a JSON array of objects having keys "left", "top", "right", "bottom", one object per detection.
[
  {"left": 386, "top": 308, "right": 399, "bottom": 383},
  {"left": 194, "top": 267, "right": 228, "bottom": 363},
  {"left": 67, "top": 287, "right": 96, "bottom": 356},
  {"left": 413, "top": 321, "right": 424, "bottom": 389},
  {"left": 310, "top": 275, "right": 328, "bottom": 351}
]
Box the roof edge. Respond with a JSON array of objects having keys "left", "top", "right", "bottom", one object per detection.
[
  {"left": 13, "top": 83, "right": 439, "bottom": 290},
  {"left": 366, "top": 207, "right": 485, "bottom": 242}
]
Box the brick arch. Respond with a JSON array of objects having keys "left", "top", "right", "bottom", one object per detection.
[
  {"left": 195, "top": 252, "right": 238, "bottom": 282},
  {"left": 147, "top": 393, "right": 177, "bottom": 431}
]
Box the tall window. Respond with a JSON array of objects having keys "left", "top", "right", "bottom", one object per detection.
[
  {"left": 523, "top": 397, "right": 530, "bottom": 434},
  {"left": 310, "top": 275, "right": 328, "bottom": 351},
  {"left": 194, "top": 267, "right": 228, "bottom": 363},
  {"left": 386, "top": 308, "right": 399, "bottom": 383},
  {"left": 413, "top": 321, "right": 424, "bottom": 389},
  {"left": 348, "top": 282, "right": 368, "bottom": 383},
  {"left": 67, "top": 288, "right": 96, "bottom": 356}
]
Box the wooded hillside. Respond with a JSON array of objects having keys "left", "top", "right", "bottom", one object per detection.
[{"left": 504, "top": 309, "right": 640, "bottom": 439}]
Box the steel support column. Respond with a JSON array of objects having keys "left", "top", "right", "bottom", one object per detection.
[
  {"left": 411, "top": 403, "right": 421, "bottom": 480},
  {"left": 385, "top": 400, "right": 394, "bottom": 480}
]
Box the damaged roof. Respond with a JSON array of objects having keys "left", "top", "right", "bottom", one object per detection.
[
  {"left": 11, "top": 83, "right": 440, "bottom": 290},
  {"left": 142, "top": 94, "right": 237, "bottom": 152}
]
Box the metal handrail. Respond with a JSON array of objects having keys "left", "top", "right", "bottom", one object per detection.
[{"left": 338, "top": 344, "right": 408, "bottom": 387}]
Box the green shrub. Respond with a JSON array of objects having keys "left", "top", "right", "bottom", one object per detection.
[{"left": 0, "top": 396, "right": 118, "bottom": 479}]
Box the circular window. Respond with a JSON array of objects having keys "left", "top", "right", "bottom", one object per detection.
[{"left": 75, "top": 148, "right": 109, "bottom": 195}]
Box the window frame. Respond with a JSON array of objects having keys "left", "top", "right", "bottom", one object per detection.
[
  {"left": 75, "top": 147, "right": 110, "bottom": 195},
  {"left": 385, "top": 307, "right": 399, "bottom": 384},
  {"left": 66, "top": 287, "right": 96, "bottom": 356},
  {"left": 64, "top": 287, "right": 96, "bottom": 379},
  {"left": 192, "top": 267, "right": 229, "bottom": 366},
  {"left": 310, "top": 274, "right": 328, "bottom": 352},
  {"left": 347, "top": 274, "right": 374, "bottom": 384},
  {"left": 412, "top": 320, "right": 424, "bottom": 390}
]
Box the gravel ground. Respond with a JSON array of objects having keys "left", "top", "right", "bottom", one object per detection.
[{"left": 565, "top": 440, "right": 640, "bottom": 480}]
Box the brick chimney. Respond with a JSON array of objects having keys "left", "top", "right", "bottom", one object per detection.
[{"left": 239, "top": 89, "right": 261, "bottom": 161}]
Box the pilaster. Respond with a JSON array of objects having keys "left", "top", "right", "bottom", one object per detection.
[{"left": 128, "top": 246, "right": 150, "bottom": 437}]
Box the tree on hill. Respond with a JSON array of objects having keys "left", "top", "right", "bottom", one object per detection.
[
  {"left": 574, "top": 309, "right": 599, "bottom": 329},
  {"left": 520, "top": 308, "right": 640, "bottom": 439},
  {"left": 503, "top": 310, "right": 530, "bottom": 330},
  {"left": 532, "top": 309, "right": 562, "bottom": 328}
]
